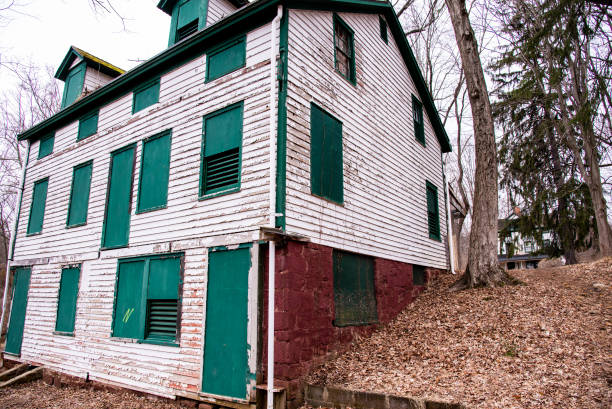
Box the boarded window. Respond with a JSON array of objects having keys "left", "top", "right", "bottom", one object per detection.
[
  {"left": 132, "top": 79, "right": 160, "bottom": 114},
  {"left": 137, "top": 130, "right": 171, "bottom": 212},
  {"left": 334, "top": 14, "right": 356, "bottom": 84},
  {"left": 55, "top": 266, "right": 80, "bottom": 334},
  {"left": 38, "top": 133, "right": 55, "bottom": 159},
  {"left": 27, "top": 178, "right": 48, "bottom": 235},
  {"left": 412, "top": 264, "right": 425, "bottom": 286},
  {"left": 310, "top": 103, "right": 343, "bottom": 204},
  {"left": 67, "top": 161, "right": 93, "bottom": 227},
  {"left": 206, "top": 37, "right": 246, "bottom": 82},
  {"left": 112, "top": 254, "right": 182, "bottom": 345},
  {"left": 78, "top": 111, "right": 99, "bottom": 141},
  {"left": 379, "top": 16, "right": 388, "bottom": 44},
  {"left": 200, "top": 102, "right": 243, "bottom": 196},
  {"left": 61, "top": 62, "right": 86, "bottom": 108},
  {"left": 413, "top": 95, "right": 425, "bottom": 145},
  {"left": 426, "top": 181, "right": 440, "bottom": 240},
  {"left": 333, "top": 250, "right": 378, "bottom": 326},
  {"left": 174, "top": 0, "right": 199, "bottom": 42},
  {"left": 102, "top": 145, "right": 135, "bottom": 249}
]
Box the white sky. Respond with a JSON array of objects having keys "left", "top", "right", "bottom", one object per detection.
[{"left": 0, "top": 0, "right": 169, "bottom": 86}]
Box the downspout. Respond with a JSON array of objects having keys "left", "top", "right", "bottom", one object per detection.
[
  {"left": 267, "top": 6, "right": 283, "bottom": 409},
  {"left": 444, "top": 168, "right": 456, "bottom": 275},
  {"left": 0, "top": 141, "right": 31, "bottom": 347}
]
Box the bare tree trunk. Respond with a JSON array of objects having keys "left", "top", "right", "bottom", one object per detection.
[{"left": 446, "top": 0, "right": 511, "bottom": 288}]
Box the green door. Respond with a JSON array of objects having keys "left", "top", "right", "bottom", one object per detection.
[
  {"left": 102, "top": 145, "right": 135, "bottom": 249},
  {"left": 202, "top": 247, "right": 250, "bottom": 399},
  {"left": 5, "top": 267, "right": 31, "bottom": 355}
]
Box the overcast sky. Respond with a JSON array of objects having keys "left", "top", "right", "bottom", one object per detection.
[{"left": 0, "top": 0, "right": 170, "bottom": 86}]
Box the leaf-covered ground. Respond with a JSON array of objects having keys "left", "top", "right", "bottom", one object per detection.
[{"left": 307, "top": 259, "right": 612, "bottom": 409}]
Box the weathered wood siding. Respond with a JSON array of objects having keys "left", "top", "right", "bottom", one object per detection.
[
  {"left": 284, "top": 10, "right": 448, "bottom": 269},
  {"left": 206, "top": 0, "right": 239, "bottom": 27},
  {"left": 83, "top": 67, "right": 116, "bottom": 94}
]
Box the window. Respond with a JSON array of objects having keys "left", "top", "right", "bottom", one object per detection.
[
  {"left": 200, "top": 102, "right": 243, "bottom": 197},
  {"left": 310, "top": 103, "right": 343, "bottom": 204},
  {"left": 38, "top": 133, "right": 55, "bottom": 159},
  {"left": 333, "top": 14, "right": 356, "bottom": 84},
  {"left": 333, "top": 250, "right": 377, "bottom": 327},
  {"left": 412, "top": 265, "right": 425, "bottom": 286},
  {"left": 206, "top": 37, "right": 246, "bottom": 82},
  {"left": 67, "top": 161, "right": 93, "bottom": 227},
  {"left": 132, "top": 79, "right": 160, "bottom": 114},
  {"left": 78, "top": 111, "right": 99, "bottom": 141},
  {"left": 112, "top": 253, "right": 183, "bottom": 346},
  {"left": 171, "top": 0, "right": 201, "bottom": 45},
  {"left": 379, "top": 16, "right": 388, "bottom": 44},
  {"left": 137, "top": 130, "right": 171, "bottom": 213},
  {"left": 55, "top": 265, "right": 80, "bottom": 335},
  {"left": 61, "top": 62, "right": 86, "bottom": 108},
  {"left": 426, "top": 181, "right": 440, "bottom": 241},
  {"left": 524, "top": 241, "right": 534, "bottom": 253},
  {"left": 27, "top": 178, "right": 49, "bottom": 235},
  {"left": 413, "top": 95, "right": 425, "bottom": 145}
]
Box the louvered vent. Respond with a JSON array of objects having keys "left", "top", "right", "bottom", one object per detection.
[
  {"left": 146, "top": 299, "right": 178, "bottom": 342},
  {"left": 204, "top": 148, "right": 240, "bottom": 194},
  {"left": 176, "top": 20, "right": 198, "bottom": 42}
]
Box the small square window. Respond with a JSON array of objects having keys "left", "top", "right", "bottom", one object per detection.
[
  {"left": 133, "top": 79, "right": 160, "bottom": 114},
  {"left": 78, "top": 111, "right": 98, "bottom": 141},
  {"left": 38, "top": 133, "right": 55, "bottom": 159},
  {"left": 333, "top": 14, "right": 356, "bottom": 84}
]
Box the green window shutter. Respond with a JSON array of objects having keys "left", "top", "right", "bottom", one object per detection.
[
  {"left": 61, "top": 62, "right": 86, "bottom": 109},
  {"left": 333, "top": 250, "right": 377, "bottom": 327},
  {"left": 27, "top": 178, "right": 49, "bottom": 235},
  {"left": 132, "top": 79, "right": 160, "bottom": 114},
  {"left": 137, "top": 131, "right": 171, "bottom": 213},
  {"left": 333, "top": 14, "right": 356, "bottom": 84},
  {"left": 67, "top": 161, "right": 93, "bottom": 227},
  {"left": 55, "top": 266, "right": 80, "bottom": 334},
  {"left": 200, "top": 102, "right": 243, "bottom": 196},
  {"left": 38, "top": 133, "right": 55, "bottom": 159},
  {"left": 77, "top": 111, "right": 99, "bottom": 141},
  {"left": 102, "top": 145, "right": 135, "bottom": 249},
  {"left": 113, "top": 260, "right": 146, "bottom": 339},
  {"left": 206, "top": 37, "right": 246, "bottom": 82},
  {"left": 379, "top": 16, "right": 388, "bottom": 44},
  {"left": 426, "top": 181, "right": 440, "bottom": 240},
  {"left": 146, "top": 256, "right": 181, "bottom": 342},
  {"left": 175, "top": 0, "right": 199, "bottom": 42},
  {"left": 412, "top": 265, "right": 425, "bottom": 286},
  {"left": 413, "top": 95, "right": 425, "bottom": 146},
  {"left": 310, "top": 103, "right": 343, "bottom": 204},
  {"left": 5, "top": 267, "right": 31, "bottom": 355}
]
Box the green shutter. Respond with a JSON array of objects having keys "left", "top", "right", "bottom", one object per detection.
[
  {"left": 67, "top": 161, "right": 93, "bottom": 227},
  {"left": 55, "top": 266, "right": 80, "bottom": 334},
  {"left": 102, "top": 145, "right": 135, "bottom": 249},
  {"left": 137, "top": 131, "right": 171, "bottom": 212},
  {"left": 200, "top": 102, "right": 243, "bottom": 196},
  {"left": 133, "top": 79, "right": 160, "bottom": 114},
  {"left": 413, "top": 95, "right": 425, "bottom": 145},
  {"left": 113, "top": 260, "right": 146, "bottom": 339},
  {"left": 206, "top": 37, "right": 246, "bottom": 82},
  {"left": 61, "top": 62, "right": 86, "bottom": 109},
  {"left": 77, "top": 111, "right": 99, "bottom": 141},
  {"left": 333, "top": 250, "right": 377, "bottom": 327},
  {"left": 426, "top": 181, "right": 440, "bottom": 240},
  {"left": 177, "top": 0, "right": 198, "bottom": 27},
  {"left": 169, "top": 0, "right": 206, "bottom": 45},
  {"left": 27, "top": 178, "right": 48, "bottom": 235},
  {"left": 146, "top": 256, "right": 181, "bottom": 342},
  {"left": 412, "top": 265, "right": 425, "bottom": 286},
  {"left": 5, "top": 267, "right": 31, "bottom": 355},
  {"left": 310, "top": 103, "right": 343, "bottom": 204},
  {"left": 38, "top": 133, "right": 55, "bottom": 159},
  {"left": 379, "top": 16, "right": 388, "bottom": 44}
]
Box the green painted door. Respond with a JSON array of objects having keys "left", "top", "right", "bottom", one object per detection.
[
  {"left": 5, "top": 267, "right": 31, "bottom": 355},
  {"left": 102, "top": 145, "right": 135, "bottom": 249},
  {"left": 202, "top": 247, "right": 250, "bottom": 399}
]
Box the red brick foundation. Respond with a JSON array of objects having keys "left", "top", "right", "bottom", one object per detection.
[{"left": 261, "top": 240, "right": 443, "bottom": 407}]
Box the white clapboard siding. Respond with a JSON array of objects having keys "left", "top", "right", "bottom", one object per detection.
[
  {"left": 285, "top": 10, "right": 448, "bottom": 269},
  {"left": 83, "top": 67, "right": 116, "bottom": 95},
  {"left": 206, "top": 0, "right": 239, "bottom": 27},
  {"left": 14, "top": 23, "right": 275, "bottom": 260}
]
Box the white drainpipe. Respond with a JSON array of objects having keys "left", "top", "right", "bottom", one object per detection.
[
  {"left": 445, "top": 178, "right": 456, "bottom": 275},
  {"left": 267, "top": 6, "right": 283, "bottom": 409}
]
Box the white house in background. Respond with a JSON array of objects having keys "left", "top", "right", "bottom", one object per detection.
[
  {"left": 498, "top": 212, "right": 551, "bottom": 270},
  {"left": 3, "top": 1, "right": 453, "bottom": 408}
]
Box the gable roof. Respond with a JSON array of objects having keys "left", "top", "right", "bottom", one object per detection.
[
  {"left": 55, "top": 46, "right": 125, "bottom": 81},
  {"left": 157, "top": 0, "right": 249, "bottom": 15},
  {"left": 20, "top": 0, "right": 451, "bottom": 153}
]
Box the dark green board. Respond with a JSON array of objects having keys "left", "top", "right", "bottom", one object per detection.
[
  {"left": 133, "top": 80, "right": 160, "bottom": 114},
  {"left": 55, "top": 266, "right": 80, "bottom": 333},
  {"left": 202, "top": 247, "right": 250, "bottom": 399},
  {"left": 310, "top": 103, "right": 343, "bottom": 204},
  {"left": 206, "top": 37, "right": 246, "bottom": 82},
  {"left": 67, "top": 162, "right": 92, "bottom": 227},
  {"left": 38, "top": 133, "right": 55, "bottom": 159},
  {"left": 138, "top": 131, "right": 171, "bottom": 212},
  {"left": 61, "top": 62, "right": 86, "bottom": 109},
  {"left": 77, "top": 112, "right": 99, "bottom": 141},
  {"left": 5, "top": 267, "right": 31, "bottom": 355},
  {"left": 102, "top": 146, "right": 135, "bottom": 248},
  {"left": 113, "top": 260, "right": 146, "bottom": 339},
  {"left": 333, "top": 250, "right": 378, "bottom": 326},
  {"left": 27, "top": 178, "right": 48, "bottom": 235}
]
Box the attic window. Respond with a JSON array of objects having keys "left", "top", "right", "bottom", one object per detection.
[
  {"left": 333, "top": 14, "right": 356, "bottom": 84},
  {"left": 379, "top": 16, "right": 388, "bottom": 44},
  {"left": 176, "top": 19, "right": 198, "bottom": 42},
  {"left": 169, "top": 0, "right": 201, "bottom": 46}
]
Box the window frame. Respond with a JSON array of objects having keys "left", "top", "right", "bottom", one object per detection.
[
  {"left": 54, "top": 264, "right": 81, "bottom": 336},
  {"left": 333, "top": 13, "right": 356, "bottom": 85},
  {"left": 205, "top": 36, "right": 247, "bottom": 83},
  {"left": 426, "top": 180, "right": 441, "bottom": 241},
  {"left": 137, "top": 130, "right": 172, "bottom": 214},
  {"left": 413, "top": 94, "right": 425, "bottom": 146},
  {"left": 38, "top": 133, "right": 55, "bottom": 160},
  {"left": 26, "top": 177, "right": 49, "bottom": 236},
  {"left": 66, "top": 160, "right": 93, "bottom": 228},
  {"left": 132, "top": 78, "right": 160, "bottom": 114},
  {"left": 77, "top": 111, "right": 99, "bottom": 141}
]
